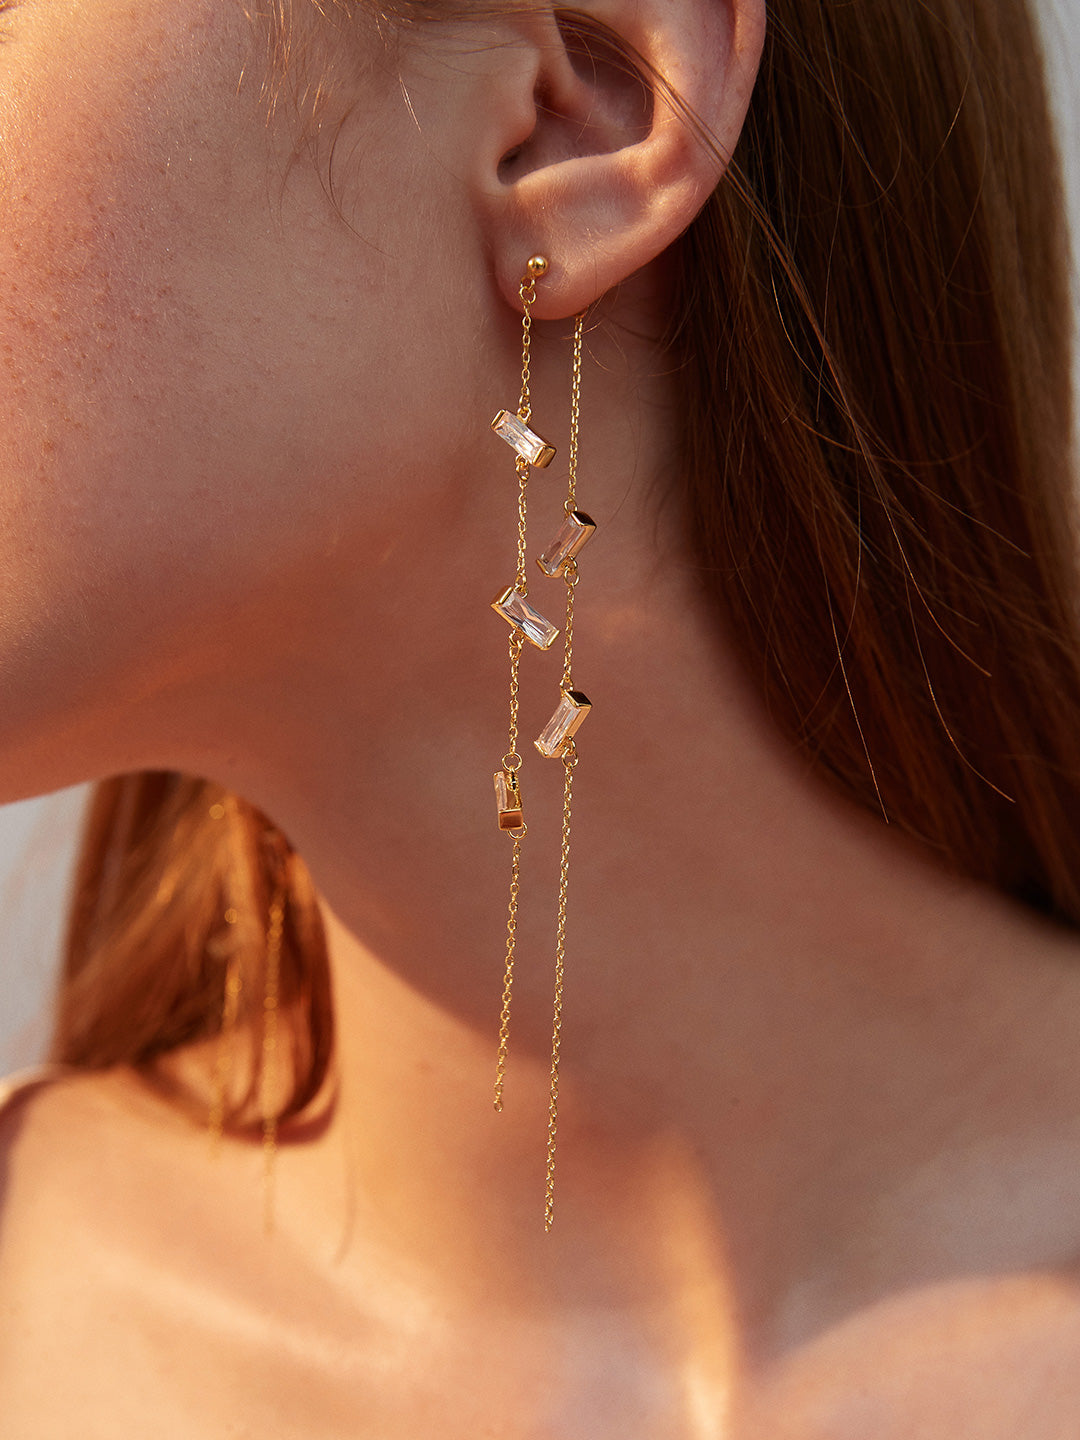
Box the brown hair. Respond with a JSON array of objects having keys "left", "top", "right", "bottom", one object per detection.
[
  {"left": 53, "top": 0, "right": 1080, "bottom": 1122},
  {"left": 673, "top": 0, "right": 1080, "bottom": 913},
  {"left": 55, "top": 775, "right": 333, "bottom": 1123}
]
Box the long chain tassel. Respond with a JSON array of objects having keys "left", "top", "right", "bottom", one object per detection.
[
  {"left": 544, "top": 313, "right": 586, "bottom": 1231},
  {"left": 493, "top": 262, "right": 545, "bottom": 1111},
  {"left": 544, "top": 740, "right": 577, "bottom": 1230},
  {"left": 493, "top": 632, "right": 525, "bottom": 1110}
]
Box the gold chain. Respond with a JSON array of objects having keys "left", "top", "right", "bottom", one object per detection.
[
  {"left": 493, "top": 268, "right": 541, "bottom": 1110},
  {"left": 513, "top": 270, "right": 538, "bottom": 591},
  {"left": 544, "top": 313, "right": 586, "bottom": 1230},
  {"left": 493, "top": 832, "right": 523, "bottom": 1110},
  {"left": 495, "top": 628, "right": 526, "bottom": 1110},
  {"left": 561, "top": 562, "right": 578, "bottom": 691},
  {"left": 544, "top": 743, "right": 578, "bottom": 1231},
  {"left": 504, "top": 629, "right": 524, "bottom": 768},
  {"left": 261, "top": 885, "right": 285, "bottom": 1236},
  {"left": 514, "top": 458, "right": 530, "bottom": 592},
  {"left": 518, "top": 272, "right": 536, "bottom": 420},
  {"left": 565, "top": 313, "right": 583, "bottom": 514}
]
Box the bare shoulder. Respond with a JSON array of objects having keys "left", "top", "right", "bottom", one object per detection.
[
  {"left": 0, "top": 1066, "right": 181, "bottom": 1288},
  {"left": 1, "top": 1065, "right": 122, "bottom": 1193},
  {"left": 0, "top": 1066, "right": 388, "bottom": 1440},
  {"left": 0, "top": 1071, "right": 185, "bottom": 1336},
  {"left": 0, "top": 1064, "right": 184, "bottom": 1204},
  {"left": 0, "top": 1066, "right": 268, "bottom": 1437}
]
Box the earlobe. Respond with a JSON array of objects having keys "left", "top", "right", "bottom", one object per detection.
[{"left": 474, "top": 0, "right": 766, "bottom": 319}]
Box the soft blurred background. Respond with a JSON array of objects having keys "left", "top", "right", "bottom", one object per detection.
[
  {"left": 0, "top": 786, "right": 87, "bottom": 1070},
  {"left": 1, "top": 0, "right": 1079, "bottom": 1072}
]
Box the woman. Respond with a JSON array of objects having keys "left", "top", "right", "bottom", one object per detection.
[{"left": 1, "top": 0, "right": 1079, "bottom": 1431}]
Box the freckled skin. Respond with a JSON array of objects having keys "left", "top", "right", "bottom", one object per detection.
[{"left": 0, "top": 0, "right": 487, "bottom": 797}]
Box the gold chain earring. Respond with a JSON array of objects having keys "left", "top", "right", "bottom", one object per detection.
[
  {"left": 490, "top": 256, "right": 561, "bottom": 1111},
  {"left": 533, "top": 312, "right": 592, "bottom": 1231},
  {"left": 489, "top": 260, "right": 593, "bottom": 1229}
]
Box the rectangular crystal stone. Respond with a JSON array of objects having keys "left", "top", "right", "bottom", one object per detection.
[
  {"left": 536, "top": 510, "right": 597, "bottom": 577},
  {"left": 490, "top": 410, "right": 556, "bottom": 469},
  {"left": 493, "top": 769, "right": 524, "bottom": 830},
  {"left": 491, "top": 586, "right": 559, "bottom": 650},
  {"left": 535, "top": 689, "right": 592, "bottom": 758}
]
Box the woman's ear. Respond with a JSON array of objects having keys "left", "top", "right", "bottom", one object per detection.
[{"left": 470, "top": 0, "right": 766, "bottom": 318}]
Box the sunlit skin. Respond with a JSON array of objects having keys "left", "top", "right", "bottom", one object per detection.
[{"left": 2, "top": 0, "right": 1080, "bottom": 1435}]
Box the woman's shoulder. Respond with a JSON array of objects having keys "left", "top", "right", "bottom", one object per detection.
[
  {"left": 0, "top": 1066, "right": 139, "bottom": 1362},
  {"left": 0, "top": 1062, "right": 95, "bottom": 1182},
  {"left": 0, "top": 1061, "right": 212, "bottom": 1295},
  {"left": 0, "top": 1061, "right": 202, "bottom": 1214},
  {"left": 0, "top": 1065, "right": 147, "bottom": 1251},
  {"left": 0, "top": 1063, "right": 69, "bottom": 1117},
  {"left": 0, "top": 1062, "right": 240, "bottom": 1436},
  {"left": 0, "top": 1062, "right": 152, "bottom": 1169}
]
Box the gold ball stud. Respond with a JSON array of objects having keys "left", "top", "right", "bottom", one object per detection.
[{"left": 526, "top": 255, "right": 549, "bottom": 278}]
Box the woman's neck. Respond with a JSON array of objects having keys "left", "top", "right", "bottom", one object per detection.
[
  {"left": 155, "top": 307, "right": 1080, "bottom": 1381},
  {"left": 254, "top": 556, "right": 1080, "bottom": 1377}
]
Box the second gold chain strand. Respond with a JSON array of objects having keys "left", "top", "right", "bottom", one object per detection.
[{"left": 544, "top": 312, "right": 585, "bottom": 1232}]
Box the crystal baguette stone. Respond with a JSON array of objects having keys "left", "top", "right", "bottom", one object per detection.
[
  {"left": 536, "top": 510, "right": 597, "bottom": 578},
  {"left": 535, "top": 689, "right": 592, "bottom": 758},
  {"left": 493, "top": 769, "right": 524, "bottom": 830},
  {"left": 491, "top": 586, "right": 560, "bottom": 650},
  {"left": 490, "top": 410, "right": 557, "bottom": 469}
]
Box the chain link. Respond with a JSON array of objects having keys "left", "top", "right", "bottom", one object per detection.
[
  {"left": 517, "top": 273, "right": 536, "bottom": 420},
  {"left": 493, "top": 834, "right": 523, "bottom": 1111},
  {"left": 514, "top": 459, "right": 530, "bottom": 593},
  {"left": 506, "top": 630, "right": 524, "bottom": 766},
  {"left": 561, "top": 561, "right": 579, "bottom": 692},
  {"left": 544, "top": 745, "right": 578, "bottom": 1231},
  {"left": 565, "top": 314, "right": 583, "bottom": 514},
  {"left": 494, "top": 266, "right": 543, "bottom": 1111},
  {"left": 513, "top": 274, "right": 540, "bottom": 590},
  {"left": 543, "top": 313, "right": 587, "bottom": 1230}
]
